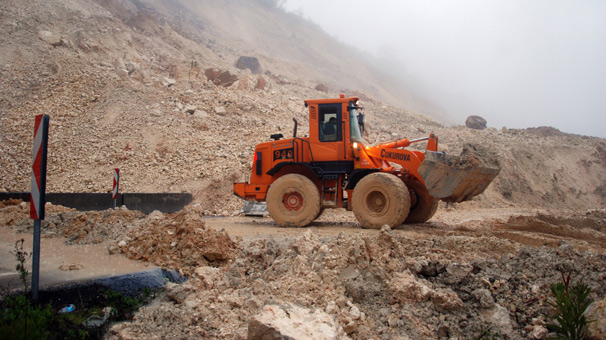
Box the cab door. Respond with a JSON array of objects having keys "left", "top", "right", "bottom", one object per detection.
[{"left": 312, "top": 103, "right": 345, "bottom": 161}]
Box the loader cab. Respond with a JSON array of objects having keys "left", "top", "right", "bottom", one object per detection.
[
  {"left": 305, "top": 96, "right": 363, "bottom": 162},
  {"left": 317, "top": 103, "right": 363, "bottom": 144}
]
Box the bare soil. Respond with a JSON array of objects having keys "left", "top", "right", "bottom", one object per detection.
[{"left": 2, "top": 200, "right": 605, "bottom": 339}]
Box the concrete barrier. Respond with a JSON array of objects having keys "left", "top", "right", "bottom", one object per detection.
[
  {"left": 0, "top": 192, "right": 30, "bottom": 202},
  {"left": 0, "top": 192, "right": 192, "bottom": 214},
  {"left": 123, "top": 193, "right": 192, "bottom": 214},
  {"left": 50, "top": 193, "right": 119, "bottom": 211},
  {"left": 241, "top": 201, "right": 268, "bottom": 216}
]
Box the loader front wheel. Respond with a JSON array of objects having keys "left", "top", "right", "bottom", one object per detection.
[
  {"left": 404, "top": 179, "right": 439, "bottom": 223},
  {"left": 352, "top": 172, "right": 411, "bottom": 229},
  {"left": 266, "top": 174, "right": 321, "bottom": 227}
]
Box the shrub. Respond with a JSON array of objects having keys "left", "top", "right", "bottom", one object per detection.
[
  {"left": 546, "top": 272, "right": 594, "bottom": 340},
  {"left": 0, "top": 294, "right": 53, "bottom": 340}
]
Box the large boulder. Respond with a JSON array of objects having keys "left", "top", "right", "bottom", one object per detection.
[
  {"left": 388, "top": 271, "right": 432, "bottom": 303},
  {"left": 315, "top": 84, "right": 329, "bottom": 93},
  {"left": 236, "top": 56, "right": 262, "bottom": 74},
  {"left": 248, "top": 302, "right": 349, "bottom": 340},
  {"left": 204, "top": 68, "right": 238, "bottom": 87},
  {"left": 387, "top": 271, "right": 464, "bottom": 311},
  {"left": 38, "top": 30, "right": 63, "bottom": 47},
  {"left": 465, "top": 115, "right": 487, "bottom": 130},
  {"left": 480, "top": 304, "right": 514, "bottom": 338}
]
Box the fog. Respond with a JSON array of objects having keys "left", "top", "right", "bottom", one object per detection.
[{"left": 283, "top": 0, "right": 606, "bottom": 138}]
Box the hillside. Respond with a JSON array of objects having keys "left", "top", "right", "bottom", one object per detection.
[
  {"left": 1, "top": 0, "right": 604, "bottom": 214},
  {"left": 1, "top": 1, "right": 606, "bottom": 338}
]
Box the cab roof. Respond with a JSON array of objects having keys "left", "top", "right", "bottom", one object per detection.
[{"left": 304, "top": 96, "right": 360, "bottom": 107}]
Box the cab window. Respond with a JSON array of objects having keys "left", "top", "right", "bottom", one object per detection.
[{"left": 319, "top": 104, "right": 341, "bottom": 142}]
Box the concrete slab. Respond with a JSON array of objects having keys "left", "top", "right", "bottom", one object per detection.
[{"left": 241, "top": 201, "right": 267, "bottom": 216}]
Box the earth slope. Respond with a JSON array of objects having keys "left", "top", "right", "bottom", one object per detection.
[{"left": 1, "top": 0, "right": 604, "bottom": 213}]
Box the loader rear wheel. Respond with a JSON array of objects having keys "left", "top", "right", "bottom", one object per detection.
[
  {"left": 266, "top": 174, "right": 321, "bottom": 227},
  {"left": 404, "top": 179, "right": 439, "bottom": 224},
  {"left": 352, "top": 172, "right": 411, "bottom": 229}
]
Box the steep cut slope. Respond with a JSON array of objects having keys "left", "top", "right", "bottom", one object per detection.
[{"left": 142, "top": 0, "right": 430, "bottom": 109}]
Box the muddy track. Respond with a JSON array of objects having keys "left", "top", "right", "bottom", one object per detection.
[{"left": 207, "top": 208, "right": 606, "bottom": 255}]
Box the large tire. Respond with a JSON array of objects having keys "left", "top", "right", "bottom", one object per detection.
[
  {"left": 266, "top": 174, "right": 321, "bottom": 227},
  {"left": 352, "top": 172, "right": 411, "bottom": 229},
  {"left": 404, "top": 179, "right": 439, "bottom": 224}
]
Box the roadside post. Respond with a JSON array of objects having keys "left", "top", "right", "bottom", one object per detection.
[
  {"left": 112, "top": 168, "right": 120, "bottom": 208},
  {"left": 30, "top": 114, "right": 49, "bottom": 302}
]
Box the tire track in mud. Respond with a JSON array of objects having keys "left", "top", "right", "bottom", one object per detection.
[{"left": 493, "top": 212, "right": 606, "bottom": 252}]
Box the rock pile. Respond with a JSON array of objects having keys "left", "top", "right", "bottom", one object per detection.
[
  {"left": 2, "top": 200, "right": 605, "bottom": 339},
  {"left": 107, "top": 228, "right": 606, "bottom": 339},
  {"left": 3, "top": 200, "right": 239, "bottom": 276},
  {"left": 110, "top": 206, "right": 240, "bottom": 275}
]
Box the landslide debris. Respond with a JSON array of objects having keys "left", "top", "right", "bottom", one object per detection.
[
  {"left": 109, "top": 206, "right": 240, "bottom": 275},
  {"left": 2, "top": 201, "right": 239, "bottom": 276},
  {"left": 456, "top": 143, "right": 500, "bottom": 170},
  {"left": 107, "top": 228, "right": 606, "bottom": 340},
  {"left": 2, "top": 200, "right": 606, "bottom": 339}
]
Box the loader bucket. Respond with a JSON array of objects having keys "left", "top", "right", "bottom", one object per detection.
[{"left": 418, "top": 151, "right": 500, "bottom": 203}]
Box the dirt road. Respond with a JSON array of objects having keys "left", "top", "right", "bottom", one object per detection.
[{"left": 207, "top": 207, "right": 606, "bottom": 255}]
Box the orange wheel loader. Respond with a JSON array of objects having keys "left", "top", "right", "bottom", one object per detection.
[{"left": 234, "top": 95, "right": 500, "bottom": 229}]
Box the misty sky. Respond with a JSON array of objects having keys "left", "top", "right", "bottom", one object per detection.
[{"left": 283, "top": 0, "right": 606, "bottom": 138}]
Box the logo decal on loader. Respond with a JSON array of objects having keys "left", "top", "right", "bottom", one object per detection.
[{"left": 381, "top": 149, "right": 411, "bottom": 162}]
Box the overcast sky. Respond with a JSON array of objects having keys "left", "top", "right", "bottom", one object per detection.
[{"left": 282, "top": 0, "right": 606, "bottom": 138}]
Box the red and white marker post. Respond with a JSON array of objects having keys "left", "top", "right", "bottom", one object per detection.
[
  {"left": 112, "top": 168, "right": 120, "bottom": 208},
  {"left": 30, "top": 114, "right": 49, "bottom": 302}
]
